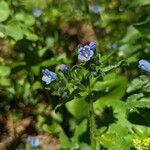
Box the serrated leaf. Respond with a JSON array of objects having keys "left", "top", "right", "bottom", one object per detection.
[
  {"left": 143, "top": 82, "right": 150, "bottom": 93},
  {"left": 127, "top": 98, "right": 150, "bottom": 109},
  {"left": 102, "top": 60, "right": 128, "bottom": 73},
  {"left": 126, "top": 78, "right": 144, "bottom": 93},
  {"left": 127, "top": 93, "right": 144, "bottom": 102}
]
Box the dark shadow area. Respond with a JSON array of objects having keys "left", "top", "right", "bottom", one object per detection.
[
  {"left": 95, "top": 106, "right": 118, "bottom": 128},
  {"left": 128, "top": 108, "right": 150, "bottom": 126},
  {"left": 79, "top": 118, "right": 91, "bottom": 145}
]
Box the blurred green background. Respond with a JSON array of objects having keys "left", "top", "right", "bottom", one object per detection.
[{"left": 0, "top": 0, "right": 150, "bottom": 149}]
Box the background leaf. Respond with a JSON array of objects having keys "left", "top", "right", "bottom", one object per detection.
[{"left": 0, "top": 1, "right": 10, "bottom": 22}]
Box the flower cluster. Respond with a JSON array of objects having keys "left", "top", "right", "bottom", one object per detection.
[
  {"left": 27, "top": 136, "right": 40, "bottom": 148},
  {"left": 42, "top": 42, "right": 96, "bottom": 84},
  {"left": 78, "top": 42, "right": 96, "bottom": 62},
  {"left": 133, "top": 137, "right": 150, "bottom": 150},
  {"left": 138, "top": 59, "right": 150, "bottom": 72}
]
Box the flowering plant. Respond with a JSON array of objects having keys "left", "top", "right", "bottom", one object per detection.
[{"left": 41, "top": 42, "right": 127, "bottom": 149}]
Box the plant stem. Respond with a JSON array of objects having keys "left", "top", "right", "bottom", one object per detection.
[
  {"left": 87, "top": 74, "right": 96, "bottom": 150},
  {"left": 89, "top": 99, "right": 96, "bottom": 150},
  {"left": 88, "top": 81, "right": 96, "bottom": 150}
]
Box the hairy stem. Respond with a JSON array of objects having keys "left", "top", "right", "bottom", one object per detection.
[
  {"left": 88, "top": 82, "right": 96, "bottom": 150},
  {"left": 89, "top": 100, "right": 96, "bottom": 150}
]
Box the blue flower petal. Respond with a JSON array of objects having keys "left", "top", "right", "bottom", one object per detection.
[
  {"left": 42, "top": 75, "right": 51, "bottom": 84},
  {"left": 89, "top": 42, "right": 96, "bottom": 51},
  {"left": 42, "top": 69, "right": 57, "bottom": 84},
  {"left": 33, "top": 8, "right": 42, "bottom": 17},
  {"left": 60, "top": 64, "right": 68, "bottom": 73},
  {"left": 138, "top": 59, "right": 150, "bottom": 72},
  {"left": 27, "top": 136, "right": 40, "bottom": 148},
  {"left": 78, "top": 44, "right": 94, "bottom": 62},
  {"left": 90, "top": 4, "right": 101, "bottom": 14}
]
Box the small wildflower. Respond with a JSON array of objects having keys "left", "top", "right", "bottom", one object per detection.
[
  {"left": 27, "top": 136, "right": 40, "bottom": 148},
  {"left": 33, "top": 8, "right": 42, "bottom": 17},
  {"left": 60, "top": 64, "right": 68, "bottom": 73},
  {"left": 138, "top": 59, "right": 150, "bottom": 72},
  {"left": 42, "top": 69, "right": 57, "bottom": 84},
  {"left": 90, "top": 4, "right": 101, "bottom": 14},
  {"left": 89, "top": 42, "right": 96, "bottom": 51},
  {"left": 78, "top": 45, "right": 94, "bottom": 62}
]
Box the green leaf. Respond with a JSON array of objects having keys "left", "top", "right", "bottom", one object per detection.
[
  {"left": 143, "top": 82, "right": 150, "bottom": 93},
  {"left": 126, "top": 77, "right": 148, "bottom": 93},
  {"left": 132, "top": 125, "right": 150, "bottom": 137},
  {"left": 102, "top": 60, "right": 128, "bottom": 73},
  {"left": 31, "top": 81, "right": 42, "bottom": 91},
  {"left": 0, "top": 77, "right": 11, "bottom": 86},
  {"left": 79, "top": 143, "right": 90, "bottom": 150},
  {"left": 121, "top": 26, "right": 141, "bottom": 44},
  {"left": 127, "top": 93, "right": 144, "bottom": 102},
  {"left": 92, "top": 76, "right": 127, "bottom": 99},
  {"left": 15, "top": 12, "right": 35, "bottom": 26},
  {"left": 24, "top": 31, "right": 38, "bottom": 41},
  {"left": 0, "top": 66, "right": 10, "bottom": 76},
  {"left": 65, "top": 98, "right": 88, "bottom": 119},
  {"left": 119, "top": 44, "right": 141, "bottom": 57},
  {"left": 93, "top": 76, "right": 128, "bottom": 121},
  {"left": 99, "top": 51, "right": 116, "bottom": 65},
  {"left": 127, "top": 98, "right": 150, "bottom": 109},
  {"left": 59, "top": 130, "right": 70, "bottom": 149},
  {"left": 73, "top": 119, "right": 87, "bottom": 140},
  {"left": 69, "top": 120, "right": 88, "bottom": 150},
  {"left": 134, "top": 17, "right": 150, "bottom": 40},
  {"left": 97, "top": 133, "right": 130, "bottom": 150},
  {"left": 131, "top": 0, "right": 150, "bottom": 7},
  {"left": 5, "top": 20, "right": 24, "bottom": 40},
  {"left": 0, "top": 1, "right": 10, "bottom": 22}
]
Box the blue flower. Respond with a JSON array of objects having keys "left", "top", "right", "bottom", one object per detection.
[
  {"left": 33, "top": 8, "right": 42, "bottom": 17},
  {"left": 42, "top": 69, "right": 57, "bottom": 84},
  {"left": 89, "top": 42, "right": 96, "bottom": 51},
  {"left": 138, "top": 59, "right": 150, "bottom": 72},
  {"left": 90, "top": 4, "right": 101, "bottom": 14},
  {"left": 60, "top": 64, "right": 68, "bottom": 73},
  {"left": 78, "top": 45, "right": 94, "bottom": 62},
  {"left": 27, "top": 136, "right": 40, "bottom": 148}
]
